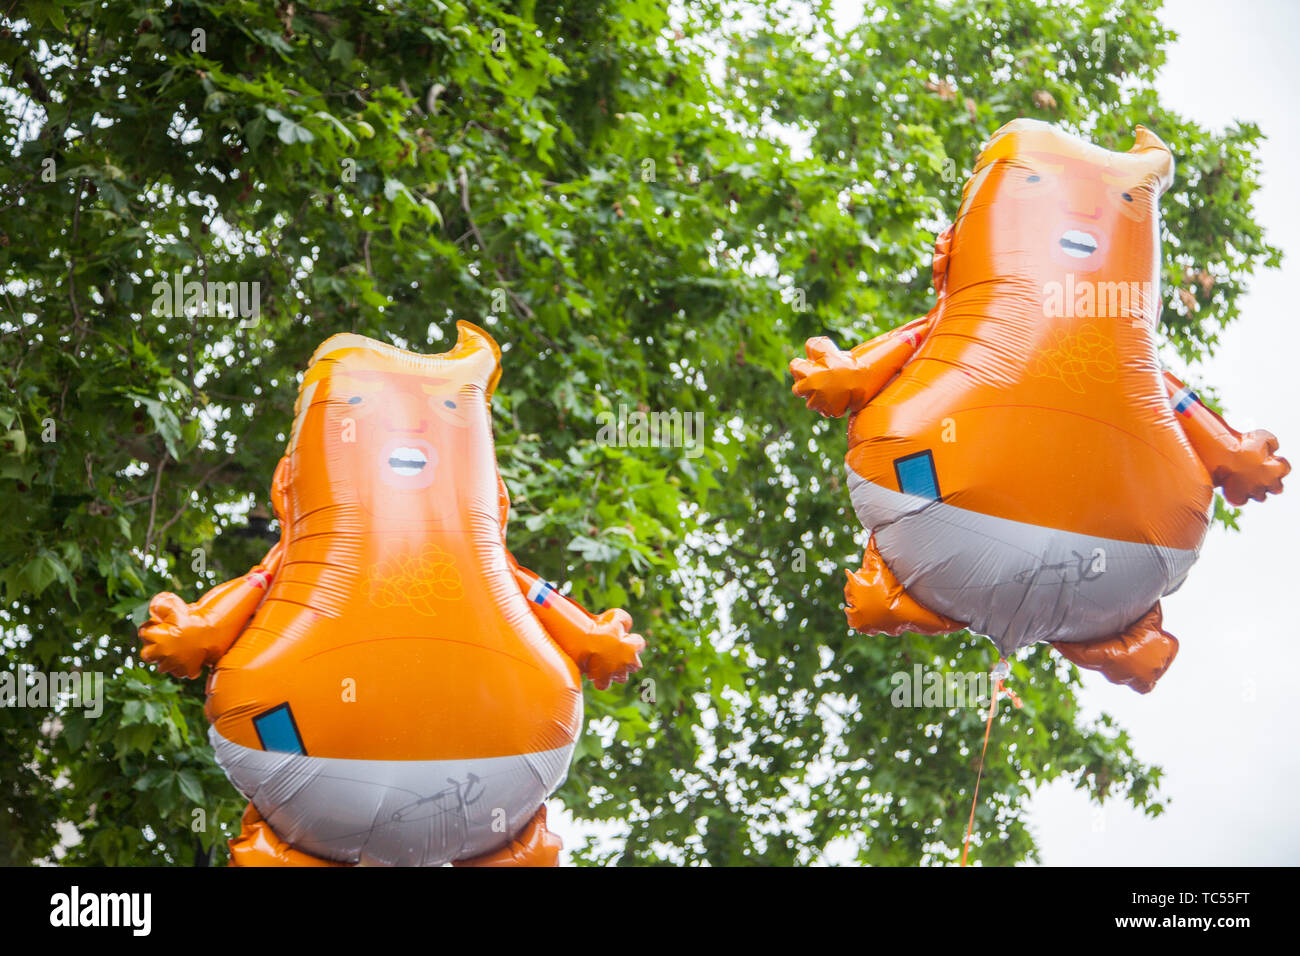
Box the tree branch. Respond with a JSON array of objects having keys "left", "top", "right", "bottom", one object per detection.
[{"left": 459, "top": 165, "right": 534, "bottom": 319}]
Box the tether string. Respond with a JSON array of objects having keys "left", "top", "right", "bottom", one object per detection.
[{"left": 961, "top": 657, "right": 1021, "bottom": 866}]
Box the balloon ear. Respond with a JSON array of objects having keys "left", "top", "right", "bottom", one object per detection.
[
  {"left": 449, "top": 320, "right": 503, "bottom": 400},
  {"left": 271, "top": 455, "right": 291, "bottom": 523},
  {"left": 1129, "top": 126, "right": 1175, "bottom": 194},
  {"left": 931, "top": 226, "right": 954, "bottom": 297}
]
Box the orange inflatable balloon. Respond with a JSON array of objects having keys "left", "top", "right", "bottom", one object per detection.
[
  {"left": 792, "top": 119, "right": 1288, "bottom": 693},
  {"left": 139, "top": 322, "right": 645, "bottom": 865}
]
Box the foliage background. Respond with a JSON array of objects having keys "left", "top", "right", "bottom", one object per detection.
[{"left": 0, "top": 0, "right": 1276, "bottom": 865}]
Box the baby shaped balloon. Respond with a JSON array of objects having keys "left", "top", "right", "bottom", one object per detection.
[
  {"left": 792, "top": 119, "right": 1288, "bottom": 693},
  {"left": 140, "top": 322, "right": 644, "bottom": 865}
]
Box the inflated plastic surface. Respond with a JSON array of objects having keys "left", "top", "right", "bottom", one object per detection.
[
  {"left": 140, "top": 322, "right": 644, "bottom": 864},
  {"left": 792, "top": 119, "right": 1288, "bottom": 691}
]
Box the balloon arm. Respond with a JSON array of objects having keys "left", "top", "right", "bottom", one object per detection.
[
  {"left": 138, "top": 538, "right": 285, "bottom": 678},
  {"left": 506, "top": 555, "right": 644, "bottom": 689},
  {"left": 508, "top": 557, "right": 592, "bottom": 648},
  {"left": 499, "top": 479, "right": 599, "bottom": 643},
  {"left": 139, "top": 456, "right": 291, "bottom": 679},
  {"left": 1162, "top": 371, "right": 1290, "bottom": 505},
  {"left": 194, "top": 456, "right": 290, "bottom": 658},
  {"left": 790, "top": 313, "right": 934, "bottom": 417},
  {"left": 846, "top": 313, "right": 933, "bottom": 364},
  {"left": 197, "top": 538, "right": 285, "bottom": 649}
]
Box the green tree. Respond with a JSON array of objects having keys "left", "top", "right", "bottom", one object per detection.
[{"left": 0, "top": 0, "right": 1276, "bottom": 865}]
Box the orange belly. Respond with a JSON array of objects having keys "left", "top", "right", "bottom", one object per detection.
[
  {"left": 846, "top": 360, "right": 1213, "bottom": 550},
  {"left": 206, "top": 554, "right": 581, "bottom": 762}
]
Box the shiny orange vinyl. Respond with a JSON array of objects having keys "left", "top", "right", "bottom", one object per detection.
[
  {"left": 203, "top": 324, "right": 584, "bottom": 761},
  {"left": 848, "top": 122, "right": 1207, "bottom": 548},
  {"left": 792, "top": 119, "right": 1288, "bottom": 686},
  {"left": 139, "top": 322, "right": 644, "bottom": 865}
]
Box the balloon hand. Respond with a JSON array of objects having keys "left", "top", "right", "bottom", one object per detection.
[{"left": 579, "top": 609, "right": 645, "bottom": 691}]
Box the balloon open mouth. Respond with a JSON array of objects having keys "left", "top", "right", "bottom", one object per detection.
[
  {"left": 1058, "top": 229, "right": 1099, "bottom": 258},
  {"left": 387, "top": 447, "right": 428, "bottom": 476},
  {"left": 376, "top": 439, "right": 438, "bottom": 489}
]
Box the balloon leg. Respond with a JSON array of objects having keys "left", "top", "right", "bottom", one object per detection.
[
  {"left": 843, "top": 536, "right": 964, "bottom": 636},
  {"left": 452, "top": 805, "right": 562, "bottom": 868},
  {"left": 228, "top": 802, "right": 348, "bottom": 867},
  {"left": 1051, "top": 603, "right": 1179, "bottom": 694}
]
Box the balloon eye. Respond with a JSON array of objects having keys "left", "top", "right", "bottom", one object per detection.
[
  {"left": 348, "top": 396, "right": 362, "bottom": 405},
  {"left": 1026, "top": 174, "right": 1041, "bottom": 183},
  {"left": 443, "top": 400, "right": 456, "bottom": 409},
  {"left": 1121, "top": 191, "right": 1134, "bottom": 202}
]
